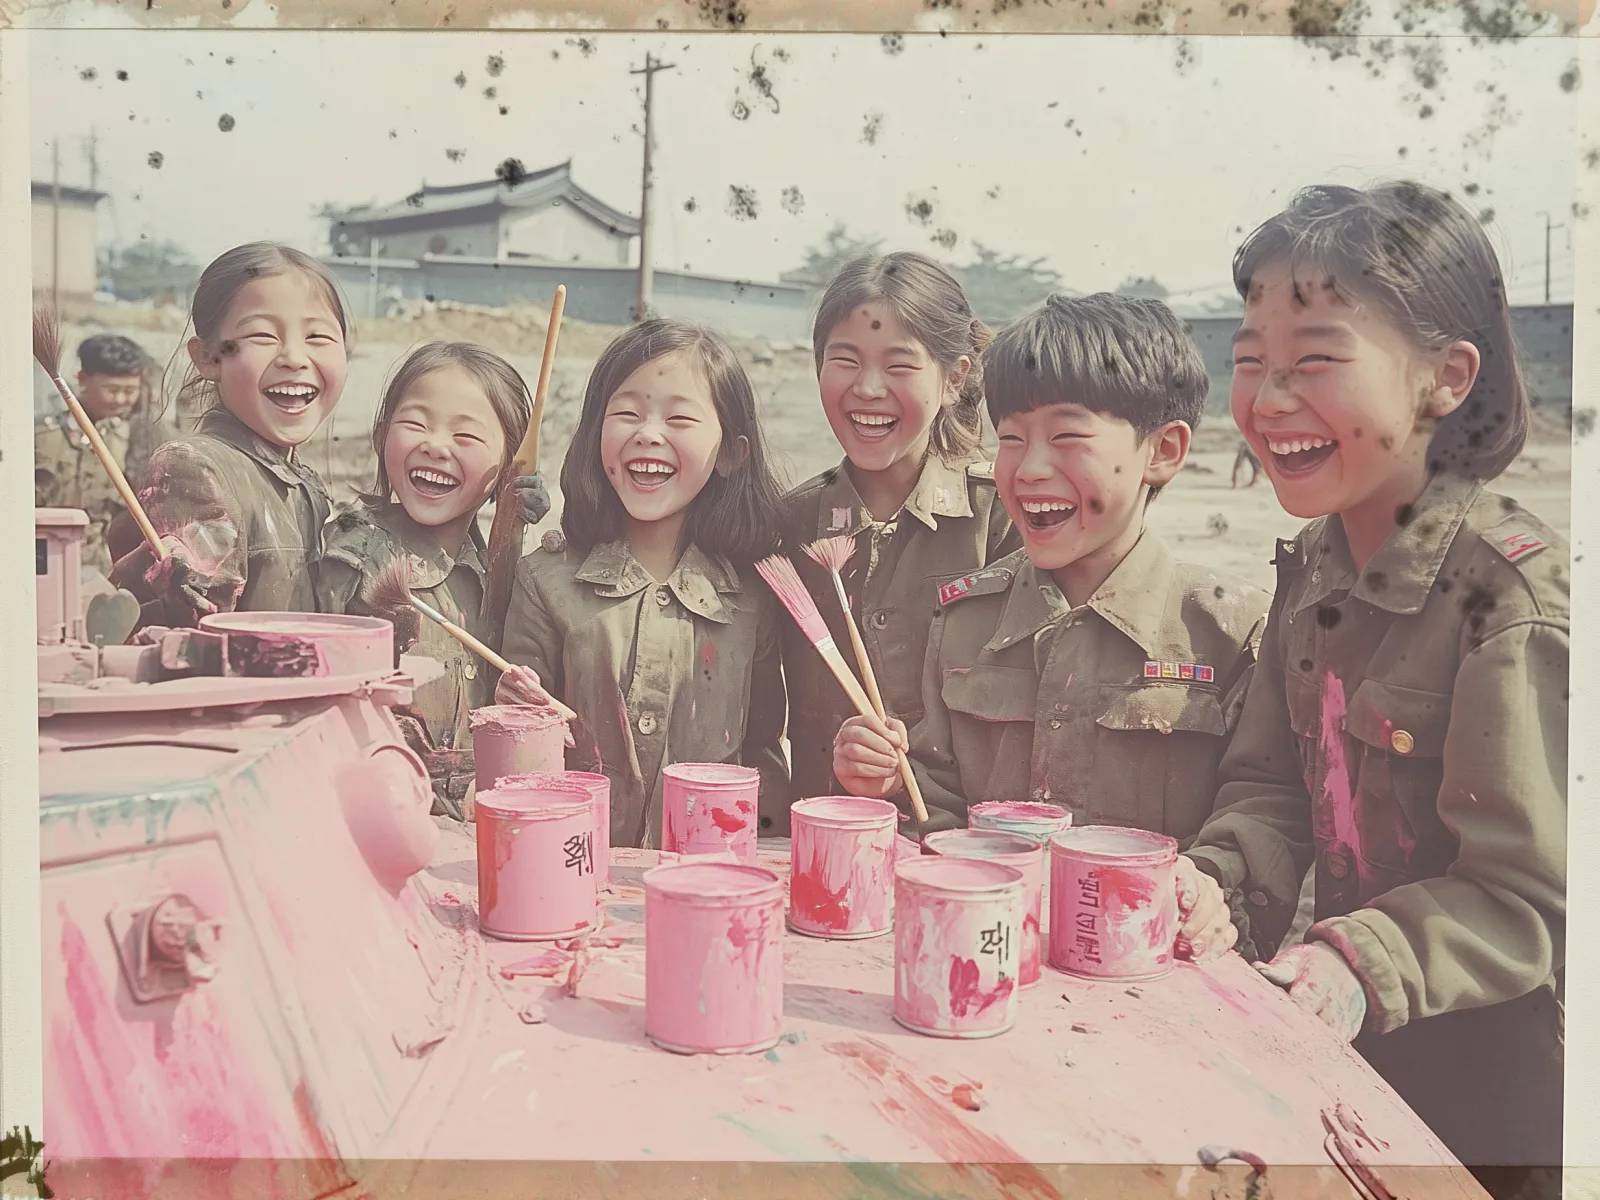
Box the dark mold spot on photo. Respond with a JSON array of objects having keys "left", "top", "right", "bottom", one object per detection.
[
  {"left": 497, "top": 158, "right": 527, "bottom": 187},
  {"left": 1365, "top": 570, "right": 1389, "bottom": 592},
  {"left": 861, "top": 113, "right": 884, "bottom": 146},
  {"left": 882, "top": 33, "right": 905, "bottom": 55},
  {"left": 487, "top": 54, "right": 505, "bottom": 77},
  {"left": 1395, "top": 503, "right": 1415, "bottom": 526},
  {"left": 485, "top": 87, "right": 498, "bottom": 101},
  {"left": 1300, "top": 658, "right": 1316, "bottom": 673},
  {"left": 1560, "top": 62, "right": 1579, "bottom": 93},
  {"left": 1572, "top": 409, "right": 1594, "bottom": 439},
  {"left": 906, "top": 196, "right": 936, "bottom": 227},
  {"left": 727, "top": 185, "right": 759, "bottom": 221},
  {"left": 567, "top": 37, "right": 598, "bottom": 57},
  {"left": 499, "top": 106, "right": 510, "bottom": 116},
  {"left": 80, "top": 67, "right": 98, "bottom": 81},
  {"left": 1316, "top": 605, "right": 1342, "bottom": 629},
  {"left": 218, "top": 114, "right": 235, "bottom": 132},
  {"left": 116, "top": 70, "right": 129, "bottom": 82},
  {"left": 697, "top": 0, "right": 750, "bottom": 28},
  {"left": 407, "top": 190, "right": 426, "bottom": 209},
  {"left": 147, "top": 151, "right": 164, "bottom": 169},
  {"left": 684, "top": 197, "right": 699, "bottom": 213},
  {"left": 446, "top": 148, "right": 467, "bottom": 162},
  {"left": 454, "top": 72, "right": 468, "bottom": 88},
  {"left": 781, "top": 187, "right": 805, "bottom": 215},
  {"left": 931, "top": 229, "right": 958, "bottom": 251},
  {"left": 731, "top": 99, "right": 751, "bottom": 121}
]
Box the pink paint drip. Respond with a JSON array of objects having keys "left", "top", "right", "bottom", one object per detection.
[{"left": 1316, "top": 672, "right": 1367, "bottom": 892}]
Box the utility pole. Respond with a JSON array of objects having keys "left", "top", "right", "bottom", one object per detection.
[
  {"left": 51, "top": 138, "right": 61, "bottom": 310},
  {"left": 1538, "top": 212, "right": 1565, "bottom": 305},
  {"left": 369, "top": 237, "right": 381, "bottom": 320},
  {"left": 629, "top": 53, "right": 675, "bottom": 322}
]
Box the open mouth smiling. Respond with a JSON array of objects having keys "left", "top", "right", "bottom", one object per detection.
[
  {"left": 263, "top": 382, "right": 320, "bottom": 414},
  {"left": 625, "top": 458, "right": 677, "bottom": 490},
  {"left": 1265, "top": 435, "right": 1337, "bottom": 474},
  {"left": 1019, "top": 498, "right": 1077, "bottom": 532},
  {"left": 408, "top": 466, "right": 461, "bottom": 498},
  {"left": 846, "top": 411, "right": 898, "bottom": 440}
]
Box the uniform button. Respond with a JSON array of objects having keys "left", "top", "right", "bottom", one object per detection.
[
  {"left": 1248, "top": 890, "right": 1268, "bottom": 907},
  {"left": 1049, "top": 719, "right": 1062, "bottom": 730},
  {"left": 1325, "top": 850, "right": 1351, "bottom": 880},
  {"left": 637, "top": 712, "right": 658, "bottom": 736},
  {"left": 655, "top": 587, "right": 671, "bottom": 606},
  {"left": 1312, "top": 570, "right": 1321, "bottom": 584},
  {"left": 463, "top": 660, "right": 477, "bottom": 680},
  {"left": 870, "top": 611, "right": 889, "bottom": 630},
  {"left": 1284, "top": 543, "right": 1296, "bottom": 554},
  {"left": 1390, "top": 729, "right": 1414, "bottom": 755}
]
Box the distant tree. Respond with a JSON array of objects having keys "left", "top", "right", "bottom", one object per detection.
[
  {"left": 101, "top": 239, "right": 201, "bottom": 304},
  {"left": 952, "top": 242, "right": 1065, "bottom": 325},
  {"left": 1114, "top": 275, "right": 1170, "bottom": 298},
  {"left": 784, "top": 223, "right": 885, "bottom": 289}
]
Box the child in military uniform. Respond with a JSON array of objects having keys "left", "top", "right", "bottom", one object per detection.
[
  {"left": 776, "top": 252, "right": 1020, "bottom": 835},
  {"left": 834, "top": 294, "right": 1269, "bottom": 909},
  {"left": 493, "top": 319, "right": 790, "bottom": 851},
  {"left": 35, "top": 334, "right": 177, "bottom": 576},
  {"left": 318, "top": 342, "right": 547, "bottom": 821},
  {"left": 1177, "top": 183, "right": 1566, "bottom": 1200}
]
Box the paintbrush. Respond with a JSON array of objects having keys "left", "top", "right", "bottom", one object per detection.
[
  {"left": 754, "top": 555, "right": 931, "bottom": 825},
  {"left": 362, "top": 556, "right": 578, "bottom": 724},
  {"left": 33, "top": 304, "right": 167, "bottom": 560},
  {"left": 801, "top": 535, "right": 891, "bottom": 721},
  {"left": 481, "top": 284, "right": 566, "bottom": 630}
]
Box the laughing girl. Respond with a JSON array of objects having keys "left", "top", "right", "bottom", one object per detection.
[
  {"left": 1178, "top": 183, "right": 1566, "bottom": 1200},
  {"left": 493, "top": 319, "right": 790, "bottom": 850},
  {"left": 317, "top": 343, "right": 532, "bottom": 820}
]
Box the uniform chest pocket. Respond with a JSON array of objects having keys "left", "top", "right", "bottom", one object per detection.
[
  {"left": 1344, "top": 679, "right": 1452, "bottom": 863},
  {"left": 1089, "top": 684, "right": 1228, "bottom": 839},
  {"left": 1093, "top": 684, "right": 1228, "bottom": 737},
  {"left": 941, "top": 665, "right": 1038, "bottom": 723}
]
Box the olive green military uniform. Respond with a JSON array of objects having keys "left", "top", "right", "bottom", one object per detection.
[
  {"left": 317, "top": 501, "right": 492, "bottom": 821},
  {"left": 35, "top": 406, "right": 178, "bottom": 575},
  {"left": 501, "top": 534, "right": 790, "bottom": 850},
  {"left": 1185, "top": 472, "right": 1567, "bottom": 1189},
  {"left": 113, "top": 408, "right": 332, "bottom": 625},
  {"left": 905, "top": 532, "right": 1268, "bottom": 844},
  {"left": 776, "top": 454, "right": 1019, "bottom": 830}
]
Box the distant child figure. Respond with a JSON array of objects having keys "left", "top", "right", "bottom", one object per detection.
[
  {"left": 317, "top": 343, "right": 534, "bottom": 821},
  {"left": 34, "top": 334, "right": 179, "bottom": 576},
  {"left": 1231, "top": 439, "right": 1262, "bottom": 488},
  {"left": 109, "top": 242, "right": 350, "bottom": 629},
  {"left": 833, "top": 295, "right": 1269, "bottom": 909},
  {"left": 494, "top": 319, "right": 790, "bottom": 850},
  {"left": 777, "top": 252, "right": 1020, "bottom": 835},
  {"left": 1177, "top": 183, "right": 1566, "bottom": 1200}
]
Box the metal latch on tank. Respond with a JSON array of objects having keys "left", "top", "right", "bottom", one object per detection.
[{"left": 107, "top": 893, "right": 223, "bottom": 1004}]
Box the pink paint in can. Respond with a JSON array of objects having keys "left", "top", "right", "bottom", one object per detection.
[
  {"left": 921, "top": 829, "right": 1045, "bottom": 987},
  {"left": 787, "top": 797, "right": 897, "bottom": 940},
  {"left": 469, "top": 705, "right": 567, "bottom": 797},
  {"left": 643, "top": 861, "right": 784, "bottom": 1055},
  {"left": 893, "top": 857, "right": 1025, "bottom": 1039},
  {"left": 968, "top": 800, "right": 1073, "bottom": 846},
  {"left": 661, "top": 763, "right": 760, "bottom": 864},
  {"left": 498, "top": 770, "right": 612, "bottom": 891},
  {"left": 475, "top": 779, "right": 598, "bottom": 942},
  {"left": 1048, "top": 825, "right": 1180, "bottom": 981}
]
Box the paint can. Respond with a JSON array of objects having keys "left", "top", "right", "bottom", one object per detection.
[
  {"left": 922, "top": 829, "right": 1045, "bottom": 987},
  {"left": 497, "top": 770, "right": 612, "bottom": 891},
  {"left": 475, "top": 779, "right": 598, "bottom": 942},
  {"left": 1048, "top": 826, "right": 1180, "bottom": 981},
  {"left": 787, "top": 797, "right": 898, "bottom": 940},
  {"left": 661, "top": 763, "right": 760, "bottom": 864},
  {"left": 469, "top": 705, "right": 567, "bottom": 799},
  {"left": 968, "top": 801, "right": 1073, "bottom": 846},
  {"left": 643, "top": 861, "right": 784, "bottom": 1055},
  {"left": 893, "top": 857, "right": 1025, "bottom": 1039}
]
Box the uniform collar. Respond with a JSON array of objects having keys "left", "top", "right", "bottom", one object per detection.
[
  {"left": 813, "top": 454, "right": 975, "bottom": 538},
  {"left": 196, "top": 407, "right": 313, "bottom": 489},
  {"left": 984, "top": 557, "right": 1073, "bottom": 651},
  {"left": 365, "top": 502, "right": 487, "bottom": 591},
  {"left": 1298, "top": 472, "right": 1481, "bottom": 616},
  {"left": 574, "top": 540, "right": 742, "bottom": 624}
]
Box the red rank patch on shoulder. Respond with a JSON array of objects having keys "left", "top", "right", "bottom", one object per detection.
[
  {"left": 939, "top": 576, "right": 974, "bottom": 605},
  {"left": 1499, "top": 531, "right": 1545, "bottom": 563}
]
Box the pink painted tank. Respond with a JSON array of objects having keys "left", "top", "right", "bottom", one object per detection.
[
  {"left": 643, "top": 861, "right": 784, "bottom": 1055},
  {"left": 200, "top": 611, "right": 395, "bottom": 678},
  {"left": 498, "top": 770, "right": 612, "bottom": 891},
  {"left": 476, "top": 779, "right": 599, "bottom": 942},
  {"left": 787, "top": 796, "right": 897, "bottom": 939},
  {"left": 470, "top": 704, "right": 567, "bottom": 797},
  {"left": 661, "top": 763, "right": 760, "bottom": 864},
  {"left": 893, "top": 857, "right": 1025, "bottom": 1039},
  {"left": 1049, "top": 825, "right": 1180, "bottom": 981},
  {"left": 921, "top": 829, "right": 1045, "bottom": 987},
  {"left": 968, "top": 800, "right": 1072, "bottom": 846}
]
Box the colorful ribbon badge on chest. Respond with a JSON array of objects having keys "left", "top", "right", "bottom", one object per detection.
[{"left": 1143, "top": 661, "right": 1214, "bottom": 683}]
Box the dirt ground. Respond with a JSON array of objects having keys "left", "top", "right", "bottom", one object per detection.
[{"left": 49, "top": 300, "right": 1571, "bottom": 597}]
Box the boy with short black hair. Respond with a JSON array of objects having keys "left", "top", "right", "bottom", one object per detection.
[{"left": 834, "top": 293, "right": 1270, "bottom": 953}]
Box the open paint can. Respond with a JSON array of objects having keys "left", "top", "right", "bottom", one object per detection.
[
  {"left": 788, "top": 797, "right": 898, "bottom": 940},
  {"left": 470, "top": 705, "right": 567, "bottom": 799},
  {"left": 661, "top": 763, "right": 760, "bottom": 864},
  {"left": 893, "top": 857, "right": 1025, "bottom": 1039},
  {"left": 497, "top": 770, "right": 612, "bottom": 891},
  {"left": 476, "top": 778, "right": 598, "bottom": 942},
  {"left": 1048, "top": 826, "right": 1179, "bottom": 981},
  {"left": 922, "top": 829, "right": 1045, "bottom": 987},
  {"left": 643, "top": 861, "right": 784, "bottom": 1055},
  {"left": 968, "top": 801, "right": 1072, "bottom": 846}
]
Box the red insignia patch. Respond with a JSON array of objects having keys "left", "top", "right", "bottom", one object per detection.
[
  {"left": 1143, "top": 661, "right": 1161, "bottom": 679},
  {"left": 939, "top": 576, "right": 974, "bottom": 605},
  {"left": 1196, "top": 665, "right": 1215, "bottom": 683},
  {"left": 1499, "top": 531, "right": 1545, "bottom": 563},
  {"left": 1179, "top": 663, "right": 1196, "bottom": 680}
]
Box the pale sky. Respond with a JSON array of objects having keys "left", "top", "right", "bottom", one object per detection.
[{"left": 28, "top": 29, "right": 1578, "bottom": 306}]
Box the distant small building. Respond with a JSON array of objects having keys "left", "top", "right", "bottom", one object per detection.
[
  {"left": 32, "top": 182, "right": 106, "bottom": 300},
  {"left": 325, "top": 160, "right": 640, "bottom": 266}
]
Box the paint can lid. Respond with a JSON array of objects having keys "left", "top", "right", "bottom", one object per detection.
[
  {"left": 969, "top": 801, "right": 1072, "bottom": 827},
  {"left": 644, "top": 860, "right": 783, "bottom": 904},
  {"left": 495, "top": 770, "right": 610, "bottom": 801},
  {"left": 922, "top": 828, "right": 1042, "bottom": 864},
  {"left": 469, "top": 704, "right": 566, "bottom": 732},
  {"left": 1048, "top": 825, "right": 1179, "bottom": 866},
  {"left": 662, "top": 762, "right": 761, "bottom": 791},
  {"left": 894, "top": 855, "right": 1024, "bottom": 896},
  {"left": 476, "top": 779, "right": 593, "bottom": 819},
  {"left": 790, "top": 796, "right": 899, "bottom": 829}
]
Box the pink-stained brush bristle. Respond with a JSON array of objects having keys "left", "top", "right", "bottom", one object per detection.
[
  {"left": 32, "top": 305, "right": 64, "bottom": 377},
  {"left": 755, "top": 555, "right": 830, "bottom": 644},
  {"left": 360, "top": 555, "right": 417, "bottom": 621},
  {"left": 802, "top": 535, "right": 856, "bottom": 576}
]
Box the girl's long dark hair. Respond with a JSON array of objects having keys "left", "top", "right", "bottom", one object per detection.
[{"left": 560, "top": 319, "right": 784, "bottom": 563}]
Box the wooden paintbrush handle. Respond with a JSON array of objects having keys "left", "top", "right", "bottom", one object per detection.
[
  {"left": 56, "top": 379, "right": 167, "bottom": 560},
  {"left": 414, "top": 599, "right": 579, "bottom": 723},
  {"left": 815, "top": 641, "right": 930, "bottom": 824}
]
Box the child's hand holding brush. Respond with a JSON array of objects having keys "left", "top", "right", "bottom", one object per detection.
[{"left": 833, "top": 715, "right": 961, "bottom": 837}]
